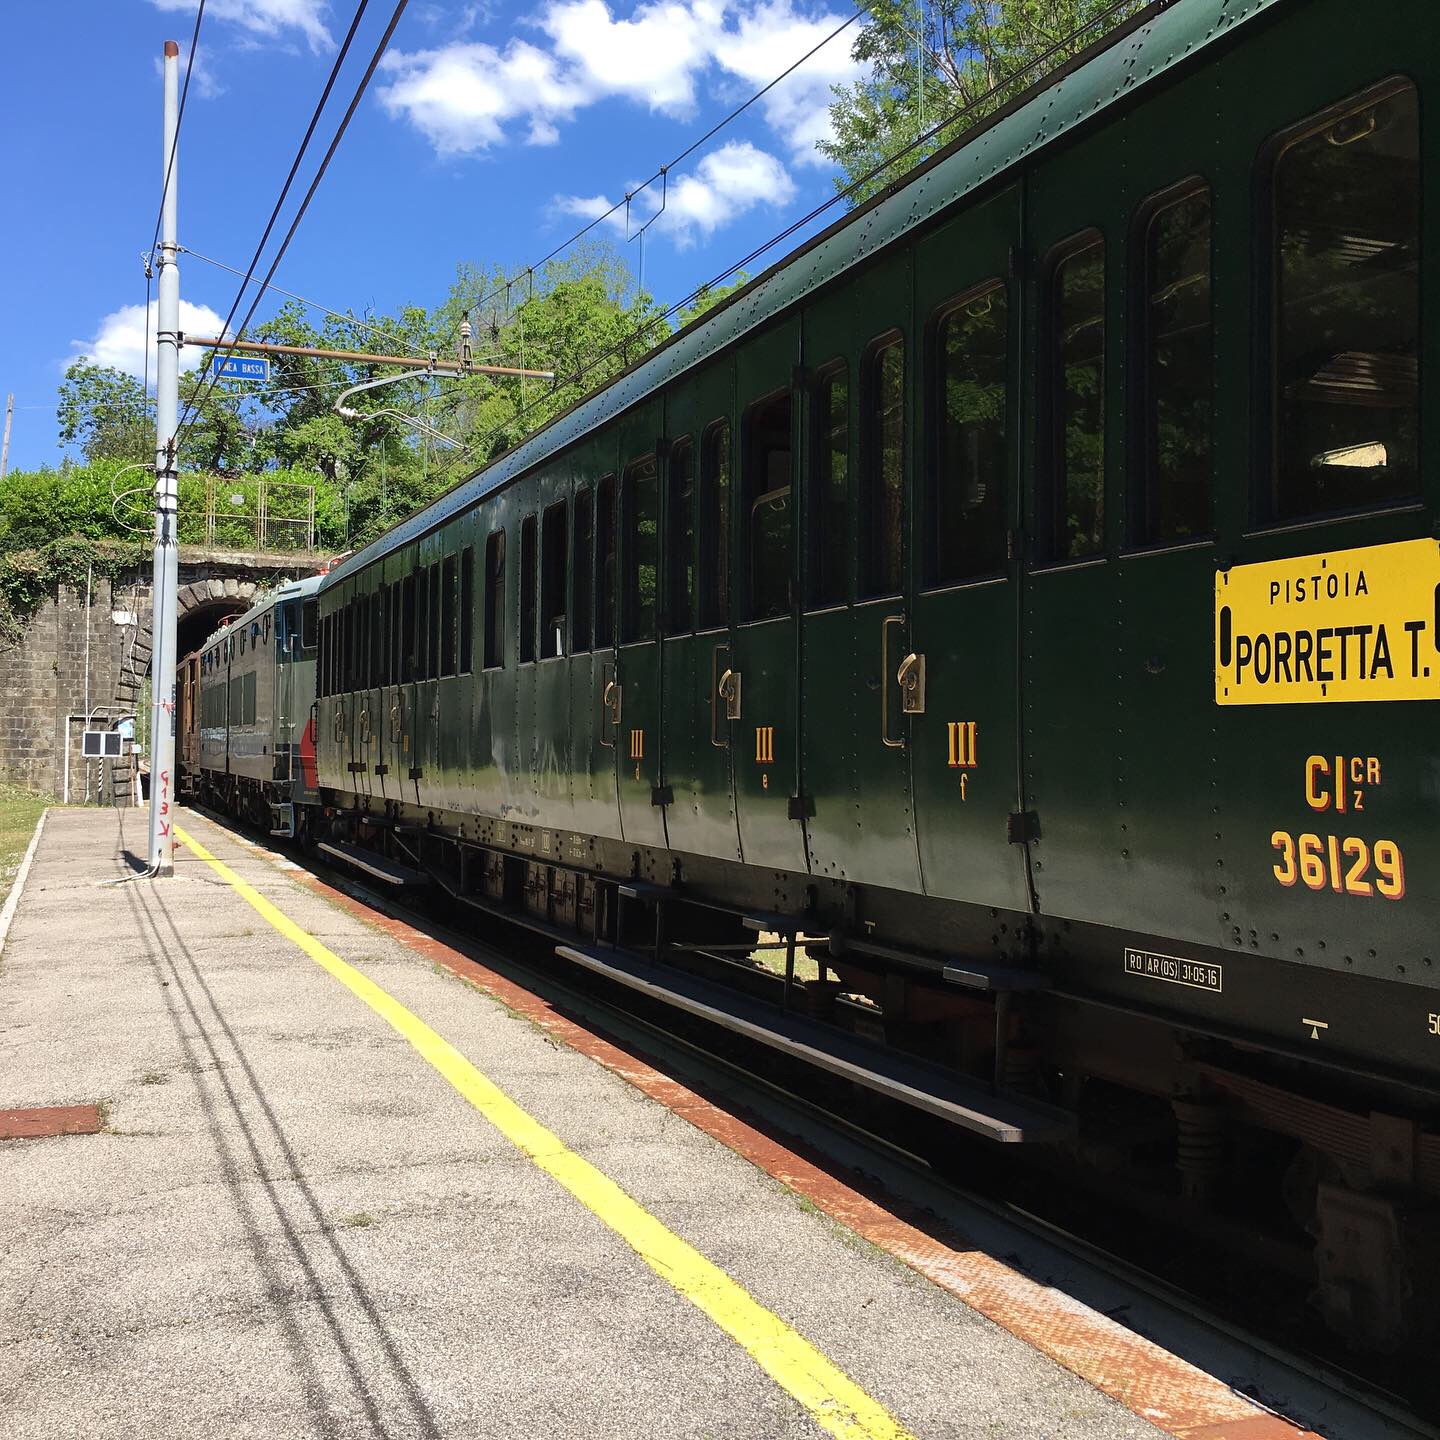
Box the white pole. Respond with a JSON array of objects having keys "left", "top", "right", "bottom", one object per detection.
[
  {"left": 0, "top": 393, "right": 13, "bottom": 481},
  {"left": 148, "top": 39, "right": 181, "bottom": 875}
]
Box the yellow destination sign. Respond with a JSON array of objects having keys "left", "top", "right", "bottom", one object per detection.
[{"left": 1215, "top": 538, "right": 1440, "bottom": 705}]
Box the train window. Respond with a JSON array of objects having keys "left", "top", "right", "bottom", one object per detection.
[
  {"left": 415, "top": 570, "right": 430, "bottom": 683},
  {"left": 861, "top": 336, "right": 905, "bottom": 597},
  {"left": 666, "top": 438, "right": 695, "bottom": 632},
  {"left": 372, "top": 591, "right": 385, "bottom": 686},
  {"left": 929, "top": 284, "right": 1008, "bottom": 585},
  {"left": 401, "top": 574, "right": 417, "bottom": 681},
  {"left": 229, "top": 677, "right": 242, "bottom": 727},
  {"left": 596, "top": 474, "right": 616, "bottom": 648},
  {"left": 698, "top": 420, "right": 731, "bottom": 628},
  {"left": 1268, "top": 81, "right": 1418, "bottom": 521},
  {"left": 388, "top": 583, "right": 401, "bottom": 683},
  {"left": 572, "top": 486, "right": 593, "bottom": 653},
  {"left": 484, "top": 529, "right": 506, "bottom": 669},
  {"left": 744, "top": 392, "right": 793, "bottom": 620},
  {"left": 1046, "top": 234, "right": 1106, "bottom": 560},
  {"left": 460, "top": 548, "right": 475, "bottom": 674},
  {"left": 623, "top": 457, "right": 659, "bottom": 643},
  {"left": 520, "top": 516, "right": 538, "bottom": 664},
  {"left": 302, "top": 599, "right": 317, "bottom": 653},
  {"left": 1135, "top": 185, "right": 1212, "bottom": 544},
  {"left": 440, "top": 556, "right": 458, "bottom": 676},
  {"left": 428, "top": 564, "right": 442, "bottom": 679},
  {"left": 541, "top": 501, "right": 568, "bottom": 659},
  {"left": 381, "top": 586, "right": 393, "bottom": 685},
  {"left": 243, "top": 670, "right": 257, "bottom": 725},
  {"left": 810, "top": 363, "right": 849, "bottom": 609}
]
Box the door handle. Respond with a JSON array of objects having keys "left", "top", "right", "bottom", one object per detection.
[
  {"left": 332, "top": 706, "right": 345, "bottom": 744},
  {"left": 600, "top": 674, "right": 622, "bottom": 747},
  {"left": 897, "top": 652, "right": 927, "bottom": 715},
  {"left": 718, "top": 668, "right": 742, "bottom": 721},
  {"left": 881, "top": 614, "right": 906, "bottom": 748},
  {"left": 389, "top": 703, "right": 403, "bottom": 742},
  {"left": 710, "top": 645, "right": 732, "bottom": 748}
]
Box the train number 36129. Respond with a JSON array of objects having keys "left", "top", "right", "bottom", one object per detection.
[{"left": 1271, "top": 831, "right": 1405, "bottom": 899}]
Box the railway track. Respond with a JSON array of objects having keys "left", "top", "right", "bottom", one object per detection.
[{"left": 195, "top": 804, "right": 1438, "bottom": 1440}]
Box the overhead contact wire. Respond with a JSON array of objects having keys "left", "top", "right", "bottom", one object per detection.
[
  {"left": 177, "top": 0, "right": 378, "bottom": 437},
  {"left": 447, "top": 1, "right": 872, "bottom": 340},
  {"left": 148, "top": 0, "right": 207, "bottom": 264},
  {"left": 439, "top": 0, "right": 1142, "bottom": 473}
]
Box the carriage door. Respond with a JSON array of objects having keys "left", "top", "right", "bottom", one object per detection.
[
  {"left": 729, "top": 318, "right": 808, "bottom": 874},
  {"left": 799, "top": 261, "right": 922, "bottom": 895},
  {"left": 615, "top": 399, "right": 668, "bottom": 848},
  {"left": 658, "top": 358, "right": 742, "bottom": 861},
  {"left": 906, "top": 187, "right": 1030, "bottom": 912}
]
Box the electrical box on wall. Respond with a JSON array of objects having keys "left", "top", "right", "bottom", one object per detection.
[{"left": 81, "top": 730, "right": 124, "bottom": 759}]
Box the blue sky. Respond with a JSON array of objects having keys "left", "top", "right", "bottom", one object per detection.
[{"left": 0, "top": 0, "right": 866, "bottom": 474}]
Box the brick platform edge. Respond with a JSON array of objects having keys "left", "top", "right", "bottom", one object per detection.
[
  {"left": 261, "top": 858, "right": 1321, "bottom": 1440},
  {"left": 0, "top": 1104, "right": 105, "bottom": 1140}
]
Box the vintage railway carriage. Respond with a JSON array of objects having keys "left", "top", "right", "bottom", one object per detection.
[
  {"left": 312, "top": 0, "right": 1439, "bottom": 1343},
  {"left": 192, "top": 576, "right": 322, "bottom": 831}
]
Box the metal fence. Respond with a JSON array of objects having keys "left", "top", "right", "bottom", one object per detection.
[{"left": 203, "top": 476, "right": 316, "bottom": 553}]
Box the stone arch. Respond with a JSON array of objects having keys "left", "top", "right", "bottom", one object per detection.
[{"left": 114, "top": 578, "right": 258, "bottom": 724}]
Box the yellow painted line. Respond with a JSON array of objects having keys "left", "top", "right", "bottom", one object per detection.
[{"left": 174, "top": 824, "right": 916, "bottom": 1440}]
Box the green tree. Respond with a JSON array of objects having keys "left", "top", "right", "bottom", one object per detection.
[
  {"left": 57, "top": 361, "right": 151, "bottom": 463},
  {"left": 821, "top": 0, "right": 1145, "bottom": 203},
  {"left": 674, "top": 272, "right": 750, "bottom": 330}
]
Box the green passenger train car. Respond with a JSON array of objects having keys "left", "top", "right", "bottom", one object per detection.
[
  {"left": 193, "top": 576, "right": 323, "bottom": 832},
  {"left": 307, "top": 0, "right": 1438, "bottom": 1347}
]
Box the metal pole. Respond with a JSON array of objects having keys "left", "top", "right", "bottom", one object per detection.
[
  {"left": 0, "top": 393, "right": 13, "bottom": 480},
  {"left": 147, "top": 38, "right": 181, "bottom": 876}
]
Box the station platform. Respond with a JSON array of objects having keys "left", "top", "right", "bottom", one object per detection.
[{"left": 0, "top": 808, "right": 1304, "bottom": 1439}]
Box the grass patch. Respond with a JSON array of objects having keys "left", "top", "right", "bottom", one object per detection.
[
  {"left": 138, "top": 1069, "right": 169, "bottom": 1086},
  {"left": 0, "top": 782, "right": 46, "bottom": 906},
  {"left": 335, "top": 1211, "right": 378, "bottom": 1229}
]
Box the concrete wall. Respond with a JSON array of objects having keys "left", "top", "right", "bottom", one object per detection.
[{"left": 0, "top": 551, "right": 313, "bottom": 801}]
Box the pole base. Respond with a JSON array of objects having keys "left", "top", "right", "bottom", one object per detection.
[{"left": 150, "top": 860, "right": 175, "bottom": 878}]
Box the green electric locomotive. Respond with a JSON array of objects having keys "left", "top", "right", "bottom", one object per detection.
[{"left": 304, "top": 0, "right": 1437, "bottom": 1347}]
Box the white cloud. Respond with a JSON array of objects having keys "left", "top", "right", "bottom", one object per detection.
[
  {"left": 146, "top": 0, "right": 332, "bottom": 53},
  {"left": 153, "top": 46, "right": 225, "bottom": 100},
  {"left": 712, "top": 0, "right": 861, "bottom": 164},
  {"left": 555, "top": 140, "right": 794, "bottom": 249},
  {"left": 378, "top": 40, "right": 575, "bottom": 155},
  {"left": 379, "top": 0, "right": 863, "bottom": 165},
  {"left": 69, "top": 300, "right": 229, "bottom": 380},
  {"left": 541, "top": 0, "right": 725, "bottom": 115}
]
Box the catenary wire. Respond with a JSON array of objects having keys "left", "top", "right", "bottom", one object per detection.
[
  {"left": 176, "top": 0, "right": 376, "bottom": 440},
  {"left": 177, "top": 0, "right": 412, "bottom": 452},
  {"left": 179, "top": 246, "right": 413, "bottom": 351},
  {"left": 445, "top": 1, "right": 873, "bottom": 342},
  {"left": 435, "top": 0, "right": 1142, "bottom": 475},
  {"left": 147, "top": 0, "right": 207, "bottom": 263}
]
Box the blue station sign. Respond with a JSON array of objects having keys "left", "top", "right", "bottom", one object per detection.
[{"left": 210, "top": 354, "right": 271, "bottom": 382}]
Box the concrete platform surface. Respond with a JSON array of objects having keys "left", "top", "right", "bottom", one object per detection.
[{"left": 0, "top": 808, "right": 1165, "bottom": 1440}]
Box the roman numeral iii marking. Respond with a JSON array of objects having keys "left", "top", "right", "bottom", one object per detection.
[
  {"left": 629, "top": 729, "right": 645, "bottom": 761},
  {"left": 754, "top": 726, "right": 775, "bottom": 764},
  {"left": 947, "top": 721, "right": 978, "bottom": 768}
]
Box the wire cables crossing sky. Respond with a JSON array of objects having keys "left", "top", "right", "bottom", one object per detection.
[{"left": 445, "top": 1, "right": 873, "bottom": 343}]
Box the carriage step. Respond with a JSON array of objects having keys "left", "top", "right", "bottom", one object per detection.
[
  {"left": 554, "top": 941, "right": 1072, "bottom": 1143},
  {"left": 269, "top": 802, "right": 295, "bottom": 838},
  {"left": 832, "top": 934, "right": 1051, "bottom": 993},
  {"left": 318, "top": 840, "right": 429, "bottom": 888}
]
